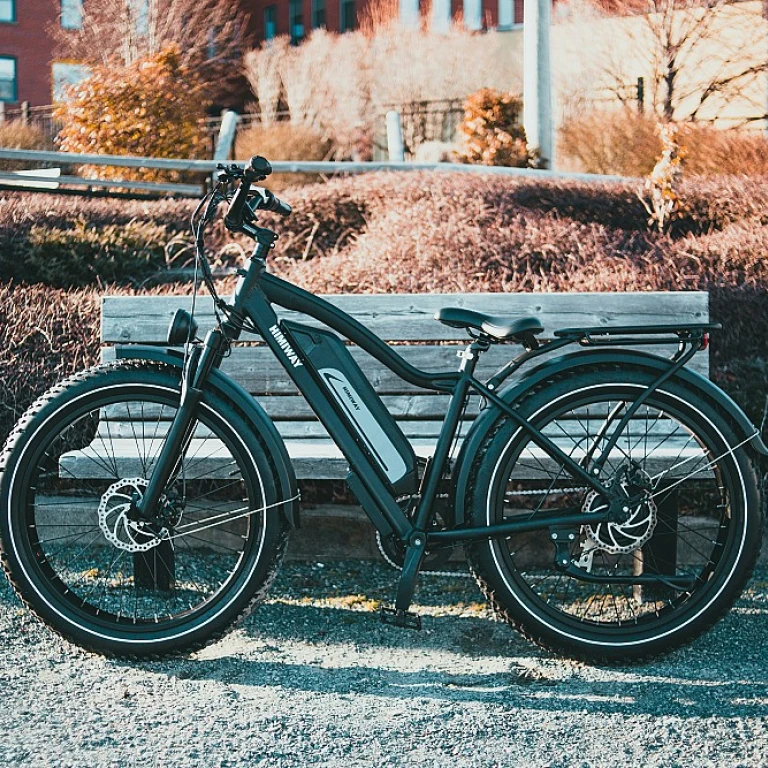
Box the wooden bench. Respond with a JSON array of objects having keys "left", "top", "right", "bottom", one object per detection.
[
  {"left": 52, "top": 290, "right": 713, "bottom": 563},
  {"left": 75, "top": 290, "right": 711, "bottom": 483}
]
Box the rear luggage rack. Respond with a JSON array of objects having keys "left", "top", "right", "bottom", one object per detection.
[{"left": 554, "top": 323, "right": 721, "bottom": 347}]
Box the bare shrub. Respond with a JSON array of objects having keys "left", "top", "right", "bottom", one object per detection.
[
  {"left": 242, "top": 26, "right": 515, "bottom": 159},
  {"left": 234, "top": 124, "right": 333, "bottom": 190},
  {"left": 243, "top": 38, "right": 290, "bottom": 127},
  {"left": 278, "top": 31, "right": 335, "bottom": 130},
  {"left": 317, "top": 32, "right": 373, "bottom": 159},
  {"left": 368, "top": 27, "right": 511, "bottom": 108},
  {"left": 560, "top": 108, "right": 768, "bottom": 179},
  {"left": 681, "top": 126, "right": 768, "bottom": 177}
]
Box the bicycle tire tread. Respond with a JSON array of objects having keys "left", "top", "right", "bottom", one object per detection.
[{"left": 0, "top": 360, "right": 291, "bottom": 659}]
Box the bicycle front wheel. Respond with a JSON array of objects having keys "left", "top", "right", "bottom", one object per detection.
[
  {"left": 466, "top": 366, "right": 762, "bottom": 662},
  {"left": 0, "top": 361, "right": 290, "bottom": 657}
]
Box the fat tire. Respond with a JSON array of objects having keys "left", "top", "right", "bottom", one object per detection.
[
  {"left": 0, "top": 361, "right": 290, "bottom": 658},
  {"left": 466, "top": 365, "right": 762, "bottom": 662}
]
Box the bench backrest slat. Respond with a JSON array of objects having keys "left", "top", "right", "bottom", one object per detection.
[
  {"left": 103, "top": 292, "right": 709, "bottom": 344},
  {"left": 96, "top": 289, "right": 711, "bottom": 481}
]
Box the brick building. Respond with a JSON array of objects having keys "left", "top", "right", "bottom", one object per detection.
[
  {"left": 0, "top": 0, "right": 88, "bottom": 106},
  {"left": 254, "top": 0, "right": 524, "bottom": 44},
  {"left": 1, "top": 0, "right": 523, "bottom": 107}
]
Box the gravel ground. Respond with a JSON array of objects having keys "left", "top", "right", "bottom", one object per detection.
[{"left": 2, "top": 559, "right": 767, "bottom": 768}]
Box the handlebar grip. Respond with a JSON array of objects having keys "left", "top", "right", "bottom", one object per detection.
[{"left": 263, "top": 190, "right": 292, "bottom": 217}]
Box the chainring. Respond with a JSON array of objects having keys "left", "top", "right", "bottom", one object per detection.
[
  {"left": 375, "top": 494, "right": 457, "bottom": 574},
  {"left": 375, "top": 529, "right": 454, "bottom": 573}
]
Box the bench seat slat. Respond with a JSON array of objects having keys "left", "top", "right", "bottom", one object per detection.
[{"left": 60, "top": 435, "right": 708, "bottom": 481}]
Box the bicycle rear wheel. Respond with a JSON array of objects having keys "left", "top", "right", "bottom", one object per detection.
[
  {"left": 0, "top": 362, "right": 290, "bottom": 657},
  {"left": 466, "top": 366, "right": 762, "bottom": 662}
]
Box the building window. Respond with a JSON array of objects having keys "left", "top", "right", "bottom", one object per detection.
[
  {"left": 61, "top": 0, "right": 83, "bottom": 29},
  {"left": 289, "top": 0, "right": 304, "bottom": 43},
  {"left": 312, "top": 0, "right": 325, "bottom": 28},
  {"left": 0, "top": 0, "right": 14, "bottom": 23},
  {"left": 340, "top": 0, "right": 355, "bottom": 31},
  {"left": 497, "top": 0, "right": 512, "bottom": 29},
  {"left": 52, "top": 62, "right": 92, "bottom": 101},
  {"left": 0, "top": 57, "right": 16, "bottom": 102},
  {"left": 264, "top": 5, "right": 277, "bottom": 40}
]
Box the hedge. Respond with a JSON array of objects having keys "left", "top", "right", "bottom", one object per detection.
[
  {"left": 0, "top": 284, "right": 102, "bottom": 442},
  {"left": 1, "top": 172, "right": 767, "bottom": 443}
]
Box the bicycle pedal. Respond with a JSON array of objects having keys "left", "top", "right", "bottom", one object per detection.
[{"left": 379, "top": 606, "right": 422, "bottom": 630}]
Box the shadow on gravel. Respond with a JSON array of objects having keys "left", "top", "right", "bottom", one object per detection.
[
  {"left": 135, "top": 651, "right": 768, "bottom": 719},
  {"left": 4, "top": 559, "right": 768, "bottom": 723},
  {"left": 101, "top": 596, "right": 768, "bottom": 720},
  {"left": 244, "top": 601, "right": 527, "bottom": 655}
]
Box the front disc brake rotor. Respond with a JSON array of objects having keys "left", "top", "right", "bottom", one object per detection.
[{"left": 98, "top": 477, "right": 166, "bottom": 553}]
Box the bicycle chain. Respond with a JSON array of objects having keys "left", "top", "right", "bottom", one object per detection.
[
  {"left": 375, "top": 529, "right": 470, "bottom": 578},
  {"left": 376, "top": 487, "right": 590, "bottom": 578}
]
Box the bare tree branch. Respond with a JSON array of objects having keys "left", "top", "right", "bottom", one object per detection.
[
  {"left": 51, "top": 0, "right": 254, "bottom": 103},
  {"left": 586, "top": 0, "right": 767, "bottom": 123}
]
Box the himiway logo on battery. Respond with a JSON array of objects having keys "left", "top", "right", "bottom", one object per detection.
[
  {"left": 269, "top": 325, "right": 303, "bottom": 368},
  {"left": 319, "top": 367, "right": 407, "bottom": 483}
]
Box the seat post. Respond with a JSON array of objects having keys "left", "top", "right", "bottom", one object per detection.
[{"left": 456, "top": 337, "right": 490, "bottom": 375}]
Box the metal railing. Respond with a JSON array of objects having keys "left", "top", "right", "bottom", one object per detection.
[
  {"left": 0, "top": 147, "right": 630, "bottom": 197},
  {"left": 374, "top": 99, "right": 465, "bottom": 160}
]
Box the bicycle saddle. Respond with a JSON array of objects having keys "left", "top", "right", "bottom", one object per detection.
[{"left": 435, "top": 307, "right": 544, "bottom": 342}]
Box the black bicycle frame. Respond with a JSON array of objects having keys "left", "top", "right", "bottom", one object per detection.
[
  {"left": 138, "top": 239, "right": 718, "bottom": 559},
  {"left": 217, "top": 251, "right": 705, "bottom": 547}
]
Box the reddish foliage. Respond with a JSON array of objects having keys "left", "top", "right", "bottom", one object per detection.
[
  {"left": 2, "top": 172, "right": 768, "bottom": 441},
  {"left": 0, "top": 284, "right": 102, "bottom": 442}
]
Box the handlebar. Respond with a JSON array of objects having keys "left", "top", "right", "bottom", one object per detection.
[{"left": 222, "top": 156, "right": 291, "bottom": 234}]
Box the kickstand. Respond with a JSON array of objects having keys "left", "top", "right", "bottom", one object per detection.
[{"left": 379, "top": 533, "right": 426, "bottom": 630}]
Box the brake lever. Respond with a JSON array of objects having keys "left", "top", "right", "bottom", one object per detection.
[
  {"left": 216, "top": 163, "right": 244, "bottom": 182},
  {"left": 203, "top": 183, "right": 230, "bottom": 222}
]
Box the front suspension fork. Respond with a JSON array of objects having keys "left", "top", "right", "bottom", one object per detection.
[{"left": 136, "top": 328, "right": 228, "bottom": 522}]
